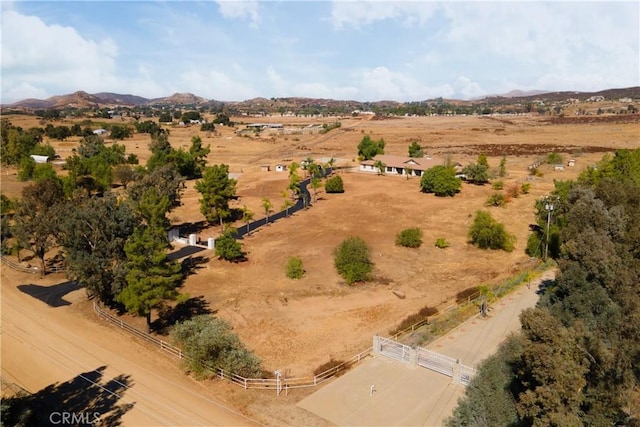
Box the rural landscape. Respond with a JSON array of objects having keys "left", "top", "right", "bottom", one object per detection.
[{"left": 1, "top": 87, "right": 639, "bottom": 425}]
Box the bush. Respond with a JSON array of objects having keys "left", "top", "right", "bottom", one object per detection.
[
  {"left": 396, "top": 227, "right": 423, "bottom": 248},
  {"left": 547, "top": 152, "right": 563, "bottom": 164},
  {"left": 286, "top": 256, "right": 304, "bottom": 279},
  {"left": 468, "top": 210, "right": 515, "bottom": 251},
  {"left": 520, "top": 182, "right": 532, "bottom": 194},
  {"left": 325, "top": 175, "right": 344, "bottom": 193},
  {"left": 491, "top": 180, "right": 504, "bottom": 190},
  {"left": 215, "top": 229, "right": 244, "bottom": 262},
  {"left": 171, "top": 315, "right": 261, "bottom": 378},
  {"left": 420, "top": 165, "right": 461, "bottom": 197},
  {"left": 486, "top": 193, "right": 508, "bottom": 207},
  {"left": 434, "top": 238, "right": 450, "bottom": 249},
  {"left": 506, "top": 184, "right": 521, "bottom": 198},
  {"left": 333, "top": 237, "right": 373, "bottom": 285}
]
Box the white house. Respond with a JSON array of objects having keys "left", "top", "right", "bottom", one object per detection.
[
  {"left": 93, "top": 128, "right": 108, "bottom": 135},
  {"left": 360, "top": 154, "right": 450, "bottom": 177}
]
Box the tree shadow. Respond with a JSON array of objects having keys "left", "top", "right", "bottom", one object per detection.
[
  {"left": 151, "top": 295, "right": 216, "bottom": 335},
  {"left": 1, "top": 366, "right": 134, "bottom": 426},
  {"left": 180, "top": 255, "right": 210, "bottom": 277},
  {"left": 18, "top": 281, "right": 81, "bottom": 307},
  {"left": 172, "top": 220, "right": 210, "bottom": 236},
  {"left": 536, "top": 278, "right": 556, "bottom": 295}
]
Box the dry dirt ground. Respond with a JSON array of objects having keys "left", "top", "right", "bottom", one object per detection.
[{"left": 2, "top": 112, "right": 638, "bottom": 424}]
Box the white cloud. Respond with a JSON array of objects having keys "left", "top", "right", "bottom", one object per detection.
[
  {"left": 216, "top": 0, "right": 260, "bottom": 27},
  {"left": 1, "top": 9, "right": 119, "bottom": 102},
  {"left": 178, "top": 69, "right": 257, "bottom": 101},
  {"left": 331, "top": 1, "right": 437, "bottom": 29},
  {"left": 454, "top": 76, "right": 484, "bottom": 99},
  {"left": 359, "top": 66, "right": 453, "bottom": 101}
]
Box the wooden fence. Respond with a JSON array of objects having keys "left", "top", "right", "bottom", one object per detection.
[{"left": 93, "top": 302, "right": 371, "bottom": 394}]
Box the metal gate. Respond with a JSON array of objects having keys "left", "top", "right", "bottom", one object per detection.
[{"left": 417, "top": 348, "right": 456, "bottom": 377}]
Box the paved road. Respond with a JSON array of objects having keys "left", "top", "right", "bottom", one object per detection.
[
  {"left": 298, "top": 269, "right": 555, "bottom": 427},
  {"left": 1, "top": 269, "right": 259, "bottom": 426}
]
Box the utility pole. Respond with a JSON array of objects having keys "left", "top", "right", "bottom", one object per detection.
[{"left": 544, "top": 197, "right": 555, "bottom": 261}]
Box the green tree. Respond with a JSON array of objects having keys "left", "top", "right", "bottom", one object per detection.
[
  {"left": 408, "top": 141, "right": 424, "bottom": 158},
  {"left": 468, "top": 210, "right": 515, "bottom": 251},
  {"left": 333, "top": 237, "right": 373, "bottom": 285},
  {"left": 281, "top": 191, "right": 294, "bottom": 217},
  {"left": 462, "top": 163, "right": 490, "bottom": 184},
  {"left": 286, "top": 256, "right": 305, "bottom": 279},
  {"left": 188, "top": 135, "right": 210, "bottom": 177},
  {"left": 261, "top": 197, "right": 273, "bottom": 223},
  {"left": 118, "top": 225, "right": 183, "bottom": 331},
  {"left": 59, "top": 193, "right": 136, "bottom": 305},
  {"left": 109, "top": 125, "right": 133, "bottom": 140},
  {"left": 215, "top": 228, "right": 244, "bottom": 261},
  {"left": 477, "top": 153, "right": 489, "bottom": 168},
  {"left": 420, "top": 165, "right": 461, "bottom": 197},
  {"left": 374, "top": 160, "right": 386, "bottom": 175},
  {"left": 325, "top": 175, "right": 344, "bottom": 193},
  {"left": 13, "top": 178, "right": 64, "bottom": 275},
  {"left": 241, "top": 205, "right": 254, "bottom": 236},
  {"left": 310, "top": 177, "right": 322, "bottom": 203},
  {"left": 499, "top": 155, "right": 507, "bottom": 177},
  {"left": 395, "top": 227, "right": 423, "bottom": 248},
  {"left": 128, "top": 165, "right": 184, "bottom": 209},
  {"left": 195, "top": 164, "right": 237, "bottom": 229},
  {"left": 357, "top": 135, "right": 385, "bottom": 160}
]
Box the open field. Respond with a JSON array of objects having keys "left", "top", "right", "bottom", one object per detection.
[{"left": 2, "top": 112, "right": 639, "bottom": 423}]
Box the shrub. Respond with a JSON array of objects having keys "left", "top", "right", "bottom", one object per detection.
[
  {"left": 456, "top": 286, "right": 481, "bottom": 304},
  {"left": 333, "top": 237, "right": 373, "bottom": 285},
  {"left": 491, "top": 180, "right": 504, "bottom": 190},
  {"left": 468, "top": 210, "right": 516, "bottom": 251},
  {"left": 396, "top": 227, "right": 423, "bottom": 248},
  {"left": 547, "top": 152, "right": 564, "bottom": 164},
  {"left": 215, "top": 229, "right": 244, "bottom": 262},
  {"left": 420, "top": 165, "right": 461, "bottom": 197},
  {"left": 434, "top": 238, "right": 450, "bottom": 249},
  {"left": 506, "top": 184, "right": 521, "bottom": 199},
  {"left": 325, "top": 175, "right": 344, "bottom": 193},
  {"left": 486, "top": 193, "right": 508, "bottom": 207},
  {"left": 520, "top": 182, "right": 532, "bottom": 194},
  {"left": 171, "top": 315, "right": 261, "bottom": 378},
  {"left": 286, "top": 256, "right": 304, "bottom": 279}
]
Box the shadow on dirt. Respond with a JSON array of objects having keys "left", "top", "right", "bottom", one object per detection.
[
  {"left": 152, "top": 295, "right": 215, "bottom": 335},
  {"left": 17, "top": 281, "right": 81, "bottom": 307},
  {"left": 1, "top": 366, "right": 134, "bottom": 426}
]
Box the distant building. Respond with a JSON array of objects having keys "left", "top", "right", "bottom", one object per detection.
[
  {"left": 93, "top": 128, "right": 108, "bottom": 135},
  {"left": 30, "top": 155, "right": 50, "bottom": 164}
]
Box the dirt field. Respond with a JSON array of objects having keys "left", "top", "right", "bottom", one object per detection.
[{"left": 2, "top": 112, "right": 638, "bottom": 423}]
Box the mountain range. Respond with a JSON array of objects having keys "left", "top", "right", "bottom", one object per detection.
[{"left": 4, "top": 87, "right": 639, "bottom": 111}]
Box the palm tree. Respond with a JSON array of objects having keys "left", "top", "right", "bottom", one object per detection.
[
  {"left": 281, "top": 190, "right": 294, "bottom": 217},
  {"left": 404, "top": 167, "right": 412, "bottom": 180},
  {"left": 241, "top": 205, "right": 255, "bottom": 236},
  {"left": 261, "top": 197, "right": 273, "bottom": 224}
]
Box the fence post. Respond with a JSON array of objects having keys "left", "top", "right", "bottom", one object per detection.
[{"left": 372, "top": 335, "right": 380, "bottom": 356}]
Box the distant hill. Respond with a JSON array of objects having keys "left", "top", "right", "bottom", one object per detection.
[
  {"left": 148, "top": 92, "right": 207, "bottom": 106},
  {"left": 93, "top": 92, "right": 149, "bottom": 106},
  {"left": 4, "top": 87, "right": 639, "bottom": 112}
]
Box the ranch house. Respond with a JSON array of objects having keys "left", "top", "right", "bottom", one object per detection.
[{"left": 360, "top": 154, "right": 453, "bottom": 177}]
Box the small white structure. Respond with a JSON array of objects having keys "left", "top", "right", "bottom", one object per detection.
[
  {"left": 93, "top": 128, "right": 108, "bottom": 135},
  {"left": 554, "top": 164, "right": 565, "bottom": 171},
  {"left": 30, "top": 155, "right": 50, "bottom": 164},
  {"left": 261, "top": 164, "right": 271, "bottom": 172},
  {"left": 189, "top": 234, "right": 197, "bottom": 245},
  {"left": 207, "top": 237, "right": 215, "bottom": 249},
  {"left": 275, "top": 164, "right": 287, "bottom": 172},
  {"left": 568, "top": 159, "right": 576, "bottom": 167}
]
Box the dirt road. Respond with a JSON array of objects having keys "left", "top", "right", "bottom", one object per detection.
[{"left": 1, "top": 269, "right": 259, "bottom": 426}]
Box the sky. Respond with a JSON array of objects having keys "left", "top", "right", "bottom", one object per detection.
[{"left": 1, "top": 1, "right": 639, "bottom": 103}]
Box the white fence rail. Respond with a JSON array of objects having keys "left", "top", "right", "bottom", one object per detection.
[
  {"left": 1, "top": 255, "right": 65, "bottom": 274},
  {"left": 93, "top": 302, "right": 371, "bottom": 394},
  {"left": 374, "top": 336, "right": 476, "bottom": 386}
]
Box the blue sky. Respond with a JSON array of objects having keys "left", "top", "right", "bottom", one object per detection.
[{"left": 1, "top": 1, "right": 638, "bottom": 103}]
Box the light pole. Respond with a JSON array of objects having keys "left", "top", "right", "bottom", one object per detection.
[{"left": 544, "top": 198, "right": 555, "bottom": 261}]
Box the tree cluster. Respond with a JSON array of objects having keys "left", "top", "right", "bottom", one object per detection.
[
  {"left": 448, "top": 149, "right": 640, "bottom": 426},
  {"left": 420, "top": 165, "right": 461, "bottom": 197},
  {"left": 333, "top": 237, "right": 374, "bottom": 285},
  {"left": 357, "top": 135, "right": 385, "bottom": 160}
]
